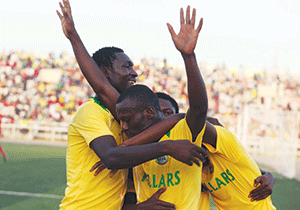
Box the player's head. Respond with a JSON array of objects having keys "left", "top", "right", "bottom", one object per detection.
[
  {"left": 92, "top": 47, "right": 137, "bottom": 93},
  {"left": 116, "top": 84, "right": 164, "bottom": 138},
  {"left": 156, "top": 92, "right": 179, "bottom": 117}
]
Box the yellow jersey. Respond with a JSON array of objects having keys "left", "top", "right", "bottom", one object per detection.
[
  {"left": 133, "top": 118, "right": 205, "bottom": 210},
  {"left": 202, "top": 125, "right": 276, "bottom": 210},
  {"left": 60, "top": 97, "right": 128, "bottom": 210}
]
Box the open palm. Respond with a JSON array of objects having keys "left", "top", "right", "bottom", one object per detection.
[
  {"left": 56, "top": 0, "right": 76, "bottom": 39},
  {"left": 167, "top": 6, "right": 203, "bottom": 55}
]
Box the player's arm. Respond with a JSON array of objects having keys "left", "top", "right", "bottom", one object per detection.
[
  {"left": 57, "top": 0, "right": 119, "bottom": 118},
  {"left": 122, "top": 113, "right": 185, "bottom": 147},
  {"left": 202, "top": 116, "right": 222, "bottom": 148},
  {"left": 248, "top": 169, "right": 275, "bottom": 201},
  {"left": 57, "top": 0, "right": 184, "bottom": 143},
  {"left": 90, "top": 134, "right": 206, "bottom": 169},
  {"left": 167, "top": 6, "right": 207, "bottom": 140},
  {"left": 126, "top": 114, "right": 217, "bottom": 148}
]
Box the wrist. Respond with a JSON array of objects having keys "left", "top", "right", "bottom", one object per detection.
[
  {"left": 265, "top": 172, "right": 275, "bottom": 181},
  {"left": 68, "top": 30, "right": 80, "bottom": 41},
  {"left": 181, "top": 52, "right": 196, "bottom": 59}
]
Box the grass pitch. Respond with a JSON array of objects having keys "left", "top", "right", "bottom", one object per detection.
[
  {"left": 0, "top": 142, "right": 299, "bottom": 209},
  {"left": 0, "top": 143, "right": 66, "bottom": 210}
]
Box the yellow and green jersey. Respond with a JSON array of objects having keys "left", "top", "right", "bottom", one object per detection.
[
  {"left": 60, "top": 97, "right": 128, "bottom": 210},
  {"left": 133, "top": 118, "right": 205, "bottom": 210},
  {"left": 202, "top": 125, "right": 276, "bottom": 210}
]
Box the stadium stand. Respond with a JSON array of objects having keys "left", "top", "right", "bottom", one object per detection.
[{"left": 0, "top": 50, "right": 299, "bottom": 178}]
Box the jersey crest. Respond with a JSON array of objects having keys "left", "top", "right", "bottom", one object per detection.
[{"left": 156, "top": 155, "right": 169, "bottom": 165}]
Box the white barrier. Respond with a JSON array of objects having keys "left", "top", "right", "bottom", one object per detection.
[
  {"left": 1, "top": 108, "right": 299, "bottom": 178},
  {"left": 1, "top": 121, "right": 68, "bottom": 143},
  {"left": 241, "top": 105, "right": 300, "bottom": 178}
]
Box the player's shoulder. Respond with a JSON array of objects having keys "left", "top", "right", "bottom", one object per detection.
[
  {"left": 215, "top": 125, "right": 235, "bottom": 138},
  {"left": 79, "top": 98, "right": 109, "bottom": 113},
  {"left": 167, "top": 117, "right": 193, "bottom": 139},
  {"left": 71, "top": 98, "right": 110, "bottom": 122},
  {"left": 214, "top": 125, "right": 241, "bottom": 149},
  {"left": 172, "top": 117, "right": 188, "bottom": 130}
]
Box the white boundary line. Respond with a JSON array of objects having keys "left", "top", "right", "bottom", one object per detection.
[{"left": 0, "top": 190, "right": 64, "bottom": 199}]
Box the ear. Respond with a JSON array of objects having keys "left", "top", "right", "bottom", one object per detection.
[
  {"left": 143, "top": 106, "right": 155, "bottom": 119},
  {"left": 101, "top": 66, "right": 110, "bottom": 78}
]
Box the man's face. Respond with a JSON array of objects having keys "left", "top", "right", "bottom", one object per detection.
[
  {"left": 159, "top": 98, "right": 176, "bottom": 117},
  {"left": 116, "top": 99, "right": 152, "bottom": 138},
  {"left": 107, "top": 52, "right": 138, "bottom": 93}
]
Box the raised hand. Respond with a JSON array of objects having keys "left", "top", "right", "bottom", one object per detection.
[
  {"left": 167, "top": 5, "right": 203, "bottom": 55},
  {"left": 56, "top": 0, "right": 76, "bottom": 39},
  {"left": 137, "top": 187, "right": 175, "bottom": 210}
]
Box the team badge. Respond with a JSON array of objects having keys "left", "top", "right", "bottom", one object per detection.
[{"left": 156, "top": 155, "right": 169, "bottom": 165}]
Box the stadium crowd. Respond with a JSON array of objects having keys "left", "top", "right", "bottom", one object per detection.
[{"left": 0, "top": 50, "right": 299, "bottom": 134}]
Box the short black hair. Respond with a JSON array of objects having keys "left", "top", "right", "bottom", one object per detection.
[
  {"left": 117, "top": 84, "right": 161, "bottom": 112},
  {"left": 92, "top": 47, "right": 124, "bottom": 70},
  {"left": 156, "top": 92, "right": 179, "bottom": 114}
]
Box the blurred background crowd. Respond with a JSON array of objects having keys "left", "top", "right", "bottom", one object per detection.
[{"left": 0, "top": 50, "right": 299, "bottom": 137}]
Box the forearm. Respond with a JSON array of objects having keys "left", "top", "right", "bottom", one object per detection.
[
  {"left": 182, "top": 53, "right": 207, "bottom": 139},
  {"left": 68, "top": 33, "right": 119, "bottom": 117},
  {"left": 102, "top": 141, "right": 170, "bottom": 169},
  {"left": 123, "top": 114, "right": 185, "bottom": 147},
  {"left": 182, "top": 52, "right": 207, "bottom": 114}
]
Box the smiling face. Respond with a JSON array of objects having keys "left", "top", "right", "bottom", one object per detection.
[{"left": 106, "top": 52, "right": 137, "bottom": 93}]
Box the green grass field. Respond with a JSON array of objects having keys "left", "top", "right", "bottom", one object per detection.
[{"left": 0, "top": 142, "right": 300, "bottom": 209}]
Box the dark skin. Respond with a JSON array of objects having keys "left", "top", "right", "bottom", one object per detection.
[
  {"left": 159, "top": 97, "right": 218, "bottom": 148},
  {"left": 113, "top": 6, "right": 207, "bottom": 142},
  {"left": 159, "top": 98, "right": 177, "bottom": 118},
  {"left": 74, "top": 0, "right": 274, "bottom": 203},
  {"left": 123, "top": 187, "right": 175, "bottom": 210},
  {"left": 82, "top": 4, "right": 206, "bottom": 168},
  {"left": 159, "top": 97, "right": 275, "bottom": 202},
  {"left": 57, "top": 0, "right": 207, "bottom": 169},
  {"left": 94, "top": 99, "right": 275, "bottom": 202},
  {"left": 167, "top": 6, "right": 207, "bottom": 141},
  {"left": 57, "top": 1, "right": 206, "bottom": 209}
]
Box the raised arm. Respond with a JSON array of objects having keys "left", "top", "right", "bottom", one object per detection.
[
  {"left": 57, "top": 0, "right": 119, "bottom": 118},
  {"left": 167, "top": 6, "right": 208, "bottom": 140}
]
